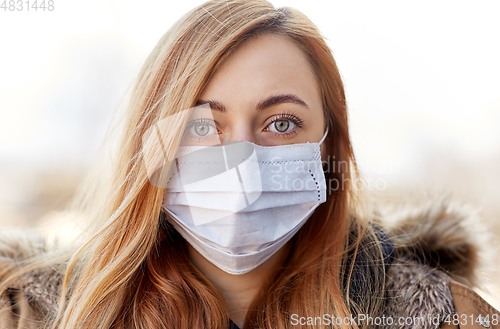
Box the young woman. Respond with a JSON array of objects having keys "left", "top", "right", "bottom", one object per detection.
[{"left": 1, "top": 1, "right": 498, "bottom": 328}]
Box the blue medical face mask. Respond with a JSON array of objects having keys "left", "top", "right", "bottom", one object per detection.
[{"left": 162, "top": 128, "right": 328, "bottom": 275}]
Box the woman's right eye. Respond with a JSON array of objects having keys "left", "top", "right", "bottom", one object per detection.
[
  {"left": 191, "top": 123, "right": 213, "bottom": 136},
  {"left": 183, "top": 118, "right": 220, "bottom": 145}
]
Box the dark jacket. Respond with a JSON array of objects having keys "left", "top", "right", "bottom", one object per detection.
[{"left": 1, "top": 198, "right": 499, "bottom": 328}]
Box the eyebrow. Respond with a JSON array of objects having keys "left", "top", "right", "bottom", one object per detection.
[{"left": 195, "top": 94, "right": 309, "bottom": 112}]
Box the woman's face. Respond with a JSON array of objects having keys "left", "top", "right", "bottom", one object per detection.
[{"left": 192, "top": 33, "right": 326, "bottom": 148}]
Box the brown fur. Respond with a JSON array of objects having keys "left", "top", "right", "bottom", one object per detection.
[
  {"left": 0, "top": 197, "right": 494, "bottom": 327},
  {"left": 381, "top": 257, "right": 454, "bottom": 329},
  {"left": 375, "top": 196, "right": 493, "bottom": 288}
]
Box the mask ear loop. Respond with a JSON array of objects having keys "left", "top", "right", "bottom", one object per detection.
[
  {"left": 318, "top": 127, "right": 329, "bottom": 145},
  {"left": 319, "top": 127, "right": 329, "bottom": 173}
]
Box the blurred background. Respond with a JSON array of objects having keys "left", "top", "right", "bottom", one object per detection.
[{"left": 1, "top": 0, "right": 499, "bottom": 305}]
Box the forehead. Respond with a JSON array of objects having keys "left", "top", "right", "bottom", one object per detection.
[{"left": 199, "top": 34, "right": 321, "bottom": 108}]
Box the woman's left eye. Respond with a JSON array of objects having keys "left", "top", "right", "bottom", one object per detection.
[
  {"left": 268, "top": 120, "right": 296, "bottom": 133},
  {"left": 265, "top": 113, "right": 304, "bottom": 135}
]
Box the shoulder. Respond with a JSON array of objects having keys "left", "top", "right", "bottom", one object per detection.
[
  {"left": 382, "top": 257, "right": 500, "bottom": 329},
  {"left": 446, "top": 279, "right": 500, "bottom": 329},
  {"left": 0, "top": 230, "right": 63, "bottom": 329},
  {"left": 375, "top": 196, "right": 500, "bottom": 328}
]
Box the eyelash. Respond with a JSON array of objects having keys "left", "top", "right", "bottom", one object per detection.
[{"left": 186, "top": 117, "right": 216, "bottom": 128}]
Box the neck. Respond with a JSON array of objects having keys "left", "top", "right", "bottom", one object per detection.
[{"left": 187, "top": 244, "right": 289, "bottom": 329}]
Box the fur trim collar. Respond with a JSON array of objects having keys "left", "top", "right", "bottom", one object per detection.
[
  {"left": 381, "top": 257, "right": 454, "bottom": 329},
  {"left": 0, "top": 197, "right": 489, "bottom": 326},
  {"left": 374, "top": 196, "right": 491, "bottom": 328},
  {"left": 376, "top": 196, "right": 490, "bottom": 287}
]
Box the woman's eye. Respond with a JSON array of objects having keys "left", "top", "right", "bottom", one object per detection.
[
  {"left": 187, "top": 123, "right": 217, "bottom": 137},
  {"left": 184, "top": 118, "right": 219, "bottom": 142},
  {"left": 193, "top": 123, "right": 211, "bottom": 136},
  {"left": 268, "top": 120, "right": 296, "bottom": 133},
  {"left": 183, "top": 121, "right": 219, "bottom": 146}
]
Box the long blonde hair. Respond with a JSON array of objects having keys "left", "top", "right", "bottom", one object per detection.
[{"left": 1, "top": 1, "right": 387, "bottom": 328}]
